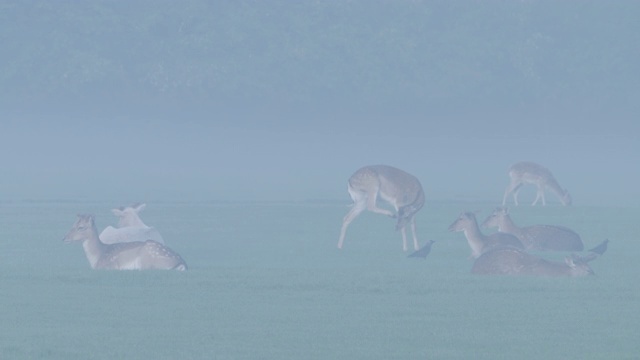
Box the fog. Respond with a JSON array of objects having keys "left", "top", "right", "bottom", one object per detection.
[
  {"left": 2, "top": 109, "right": 636, "bottom": 206},
  {"left": 1, "top": 2, "right": 638, "bottom": 206}
]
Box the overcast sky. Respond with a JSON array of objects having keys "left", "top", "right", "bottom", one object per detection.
[
  {"left": 1, "top": 2, "right": 638, "bottom": 206},
  {"left": 1, "top": 106, "right": 636, "bottom": 206}
]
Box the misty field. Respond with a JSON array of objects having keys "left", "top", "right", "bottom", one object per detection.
[{"left": 1, "top": 201, "right": 638, "bottom": 359}]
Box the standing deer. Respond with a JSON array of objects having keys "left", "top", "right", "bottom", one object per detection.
[
  {"left": 471, "top": 248, "right": 596, "bottom": 277},
  {"left": 338, "top": 165, "right": 425, "bottom": 251},
  {"left": 99, "top": 203, "right": 165, "bottom": 244},
  {"left": 63, "top": 214, "right": 187, "bottom": 271},
  {"left": 448, "top": 211, "right": 524, "bottom": 259},
  {"left": 481, "top": 207, "right": 584, "bottom": 251},
  {"left": 503, "top": 161, "right": 572, "bottom": 206}
]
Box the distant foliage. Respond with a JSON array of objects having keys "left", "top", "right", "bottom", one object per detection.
[{"left": 1, "top": 1, "right": 638, "bottom": 113}]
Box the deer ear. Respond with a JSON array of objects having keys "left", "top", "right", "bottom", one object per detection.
[
  {"left": 112, "top": 208, "right": 124, "bottom": 217},
  {"left": 77, "top": 213, "right": 94, "bottom": 221}
]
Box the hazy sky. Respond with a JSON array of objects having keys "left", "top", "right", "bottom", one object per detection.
[
  {"left": 1, "top": 107, "right": 637, "bottom": 206},
  {"left": 1, "top": 2, "right": 638, "bottom": 206}
]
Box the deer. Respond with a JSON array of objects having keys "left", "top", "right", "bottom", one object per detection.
[
  {"left": 99, "top": 203, "right": 165, "bottom": 244},
  {"left": 481, "top": 207, "right": 584, "bottom": 251},
  {"left": 448, "top": 211, "right": 524, "bottom": 259},
  {"left": 63, "top": 214, "right": 187, "bottom": 271},
  {"left": 338, "top": 165, "right": 425, "bottom": 251},
  {"left": 471, "top": 247, "right": 596, "bottom": 277},
  {"left": 502, "top": 161, "right": 572, "bottom": 206}
]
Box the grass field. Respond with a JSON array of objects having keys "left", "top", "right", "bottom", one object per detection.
[{"left": 1, "top": 201, "right": 638, "bottom": 359}]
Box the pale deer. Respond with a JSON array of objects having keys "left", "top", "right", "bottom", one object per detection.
[
  {"left": 471, "top": 248, "right": 596, "bottom": 277},
  {"left": 99, "top": 203, "right": 165, "bottom": 244},
  {"left": 503, "top": 161, "right": 572, "bottom": 206},
  {"left": 63, "top": 214, "right": 187, "bottom": 271},
  {"left": 448, "top": 211, "right": 524, "bottom": 259},
  {"left": 481, "top": 207, "right": 584, "bottom": 251},
  {"left": 338, "top": 165, "right": 425, "bottom": 251}
]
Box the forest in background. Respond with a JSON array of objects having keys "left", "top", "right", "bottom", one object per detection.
[{"left": 1, "top": 1, "right": 638, "bottom": 119}]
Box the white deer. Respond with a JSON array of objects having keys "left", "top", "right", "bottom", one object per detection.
[
  {"left": 63, "top": 214, "right": 187, "bottom": 271},
  {"left": 99, "top": 203, "right": 165, "bottom": 244},
  {"left": 502, "top": 161, "right": 572, "bottom": 206},
  {"left": 338, "top": 165, "right": 425, "bottom": 251}
]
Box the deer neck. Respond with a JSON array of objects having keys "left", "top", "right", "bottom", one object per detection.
[
  {"left": 544, "top": 177, "right": 566, "bottom": 198},
  {"left": 82, "top": 225, "right": 107, "bottom": 269},
  {"left": 462, "top": 221, "right": 486, "bottom": 258},
  {"left": 498, "top": 215, "right": 523, "bottom": 237}
]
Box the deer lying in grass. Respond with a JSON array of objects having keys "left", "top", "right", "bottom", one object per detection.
[
  {"left": 448, "top": 211, "right": 524, "bottom": 259},
  {"left": 64, "top": 214, "right": 187, "bottom": 271},
  {"left": 482, "top": 207, "right": 584, "bottom": 251},
  {"left": 471, "top": 248, "right": 596, "bottom": 277},
  {"left": 99, "top": 203, "right": 165, "bottom": 244}
]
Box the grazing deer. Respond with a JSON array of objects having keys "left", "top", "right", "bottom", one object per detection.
[
  {"left": 99, "top": 203, "right": 165, "bottom": 244},
  {"left": 471, "top": 248, "right": 596, "bottom": 277},
  {"left": 338, "top": 165, "right": 425, "bottom": 251},
  {"left": 63, "top": 214, "right": 187, "bottom": 271},
  {"left": 448, "top": 212, "right": 524, "bottom": 259},
  {"left": 503, "top": 161, "right": 572, "bottom": 206},
  {"left": 482, "top": 207, "right": 584, "bottom": 251}
]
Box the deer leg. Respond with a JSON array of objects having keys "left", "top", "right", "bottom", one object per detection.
[
  {"left": 512, "top": 185, "right": 523, "bottom": 206},
  {"left": 400, "top": 226, "right": 409, "bottom": 251},
  {"left": 504, "top": 182, "right": 522, "bottom": 206},
  {"left": 410, "top": 217, "right": 419, "bottom": 250},
  {"left": 502, "top": 186, "right": 511, "bottom": 206},
  {"left": 365, "top": 190, "right": 394, "bottom": 217},
  {"left": 532, "top": 187, "right": 546, "bottom": 206},
  {"left": 338, "top": 199, "right": 366, "bottom": 249}
]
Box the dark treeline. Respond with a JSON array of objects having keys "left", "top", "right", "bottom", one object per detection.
[{"left": 1, "top": 1, "right": 638, "bottom": 119}]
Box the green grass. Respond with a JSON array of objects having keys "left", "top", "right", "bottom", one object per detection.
[{"left": 0, "top": 201, "right": 638, "bottom": 359}]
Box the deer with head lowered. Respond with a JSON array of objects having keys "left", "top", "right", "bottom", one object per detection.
[
  {"left": 338, "top": 165, "right": 425, "bottom": 251},
  {"left": 503, "top": 161, "right": 572, "bottom": 206},
  {"left": 63, "top": 214, "right": 187, "bottom": 271},
  {"left": 482, "top": 206, "right": 584, "bottom": 252},
  {"left": 99, "top": 203, "right": 165, "bottom": 245},
  {"left": 448, "top": 211, "right": 524, "bottom": 259},
  {"left": 471, "top": 248, "right": 596, "bottom": 277}
]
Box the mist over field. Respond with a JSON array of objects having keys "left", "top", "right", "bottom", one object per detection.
[
  {"left": 1, "top": 112, "right": 636, "bottom": 206},
  {"left": 1, "top": 1, "right": 638, "bottom": 206},
  {"left": 2, "top": 3, "right": 640, "bottom": 359}
]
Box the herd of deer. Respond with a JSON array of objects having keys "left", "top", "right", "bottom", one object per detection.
[
  {"left": 62, "top": 161, "right": 607, "bottom": 276},
  {"left": 338, "top": 162, "right": 608, "bottom": 277},
  {"left": 63, "top": 204, "right": 187, "bottom": 271}
]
